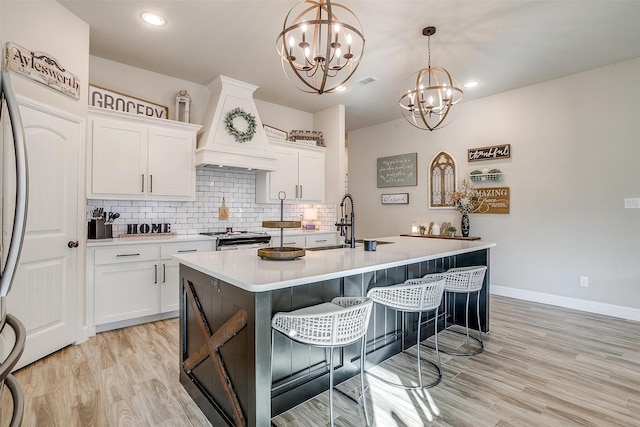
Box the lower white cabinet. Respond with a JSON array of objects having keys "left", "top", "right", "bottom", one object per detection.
[
  {"left": 271, "top": 232, "right": 337, "bottom": 248},
  {"left": 88, "top": 239, "right": 214, "bottom": 330},
  {"left": 305, "top": 233, "right": 338, "bottom": 248}
]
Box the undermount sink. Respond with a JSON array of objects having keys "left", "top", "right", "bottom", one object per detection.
[
  {"left": 306, "top": 244, "right": 362, "bottom": 251},
  {"left": 307, "top": 240, "right": 395, "bottom": 251}
]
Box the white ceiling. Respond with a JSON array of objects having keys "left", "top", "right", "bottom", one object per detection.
[{"left": 59, "top": 0, "right": 640, "bottom": 131}]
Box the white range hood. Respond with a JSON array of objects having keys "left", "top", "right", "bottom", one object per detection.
[{"left": 196, "top": 76, "right": 276, "bottom": 171}]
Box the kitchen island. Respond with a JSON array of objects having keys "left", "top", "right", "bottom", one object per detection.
[{"left": 175, "top": 236, "right": 495, "bottom": 427}]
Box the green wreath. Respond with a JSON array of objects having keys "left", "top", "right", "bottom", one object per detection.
[{"left": 224, "top": 107, "right": 256, "bottom": 143}]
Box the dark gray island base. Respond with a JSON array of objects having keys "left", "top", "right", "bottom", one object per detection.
[{"left": 179, "top": 248, "right": 490, "bottom": 426}]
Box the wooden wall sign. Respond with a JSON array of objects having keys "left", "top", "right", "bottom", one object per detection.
[
  {"left": 474, "top": 187, "right": 510, "bottom": 214},
  {"left": 89, "top": 85, "right": 168, "bottom": 119},
  {"left": 468, "top": 144, "right": 511, "bottom": 162},
  {"left": 5, "top": 42, "right": 80, "bottom": 99},
  {"left": 381, "top": 193, "right": 409, "bottom": 204},
  {"left": 377, "top": 153, "right": 417, "bottom": 188}
]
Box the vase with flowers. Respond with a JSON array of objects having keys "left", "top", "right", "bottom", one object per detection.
[{"left": 449, "top": 179, "right": 477, "bottom": 237}]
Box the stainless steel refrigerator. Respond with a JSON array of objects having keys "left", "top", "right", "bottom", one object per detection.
[{"left": 0, "top": 70, "right": 29, "bottom": 425}]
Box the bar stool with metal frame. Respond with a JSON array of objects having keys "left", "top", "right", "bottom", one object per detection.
[
  {"left": 271, "top": 296, "right": 373, "bottom": 427},
  {"left": 365, "top": 276, "right": 446, "bottom": 390},
  {"left": 424, "top": 266, "right": 487, "bottom": 356}
]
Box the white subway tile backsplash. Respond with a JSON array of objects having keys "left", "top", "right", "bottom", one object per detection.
[{"left": 88, "top": 168, "right": 338, "bottom": 236}]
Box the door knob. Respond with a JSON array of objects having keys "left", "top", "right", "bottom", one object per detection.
[{"left": 67, "top": 240, "right": 79, "bottom": 248}]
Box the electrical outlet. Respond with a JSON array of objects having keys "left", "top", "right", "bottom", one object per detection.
[
  {"left": 579, "top": 276, "right": 589, "bottom": 287},
  {"left": 624, "top": 198, "right": 640, "bottom": 209}
]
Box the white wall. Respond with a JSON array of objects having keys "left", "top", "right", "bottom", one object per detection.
[
  {"left": 1, "top": 0, "right": 89, "bottom": 118},
  {"left": 314, "top": 104, "right": 346, "bottom": 204},
  {"left": 348, "top": 58, "right": 640, "bottom": 318},
  {"left": 255, "top": 99, "right": 313, "bottom": 133},
  {"left": 89, "top": 56, "right": 209, "bottom": 123}
]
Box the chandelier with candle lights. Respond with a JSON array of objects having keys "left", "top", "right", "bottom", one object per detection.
[
  {"left": 276, "top": 0, "right": 365, "bottom": 94},
  {"left": 399, "top": 27, "right": 463, "bottom": 131}
]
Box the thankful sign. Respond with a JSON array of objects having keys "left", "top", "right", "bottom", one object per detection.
[{"left": 468, "top": 144, "right": 511, "bottom": 162}]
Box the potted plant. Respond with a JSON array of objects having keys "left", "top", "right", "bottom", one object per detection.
[
  {"left": 419, "top": 224, "right": 427, "bottom": 235},
  {"left": 448, "top": 226, "right": 457, "bottom": 237}
]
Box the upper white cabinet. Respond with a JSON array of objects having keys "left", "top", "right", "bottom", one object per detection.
[
  {"left": 256, "top": 139, "right": 325, "bottom": 203},
  {"left": 87, "top": 107, "right": 201, "bottom": 201}
]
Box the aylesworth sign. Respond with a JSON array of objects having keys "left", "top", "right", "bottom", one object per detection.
[{"left": 5, "top": 42, "right": 80, "bottom": 99}]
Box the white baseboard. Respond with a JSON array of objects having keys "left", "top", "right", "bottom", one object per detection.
[{"left": 490, "top": 285, "right": 640, "bottom": 322}]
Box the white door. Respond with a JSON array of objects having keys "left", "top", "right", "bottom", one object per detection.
[{"left": 6, "top": 99, "right": 81, "bottom": 369}]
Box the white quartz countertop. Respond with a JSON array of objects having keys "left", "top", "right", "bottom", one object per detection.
[
  {"left": 86, "top": 234, "right": 216, "bottom": 247},
  {"left": 174, "top": 236, "right": 496, "bottom": 292}
]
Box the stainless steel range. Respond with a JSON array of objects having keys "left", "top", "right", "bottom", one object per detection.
[{"left": 201, "top": 231, "right": 271, "bottom": 251}]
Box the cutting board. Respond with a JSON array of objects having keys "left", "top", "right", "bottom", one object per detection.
[{"left": 219, "top": 197, "right": 229, "bottom": 220}]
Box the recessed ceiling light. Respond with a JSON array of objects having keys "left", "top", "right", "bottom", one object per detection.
[
  {"left": 464, "top": 81, "right": 479, "bottom": 88},
  {"left": 140, "top": 12, "right": 166, "bottom": 26}
]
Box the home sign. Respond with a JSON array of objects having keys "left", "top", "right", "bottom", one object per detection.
[{"left": 127, "top": 223, "right": 172, "bottom": 234}]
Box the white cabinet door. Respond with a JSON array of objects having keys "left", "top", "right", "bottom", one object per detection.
[
  {"left": 88, "top": 108, "right": 200, "bottom": 201},
  {"left": 271, "top": 235, "right": 306, "bottom": 248},
  {"left": 161, "top": 259, "right": 180, "bottom": 313},
  {"left": 147, "top": 127, "right": 195, "bottom": 199},
  {"left": 305, "top": 233, "right": 337, "bottom": 248},
  {"left": 94, "top": 262, "right": 159, "bottom": 325},
  {"left": 268, "top": 147, "right": 298, "bottom": 201},
  {"left": 298, "top": 149, "right": 325, "bottom": 202},
  {"left": 256, "top": 140, "right": 325, "bottom": 203},
  {"left": 159, "top": 240, "right": 213, "bottom": 313},
  {"left": 91, "top": 117, "right": 147, "bottom": 196}
]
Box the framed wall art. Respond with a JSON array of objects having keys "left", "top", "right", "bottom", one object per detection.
[
  {"left": 263, "top": 124, "right": 288, "bottom": 140},
  {"left": 468, "top": 144, "right": 511, "bottom": 162},
  {"left": 381, "top": 193, "right": 409, "bottom": 204},
  {"left": 377, "top": 153, "right": 417, "bottom": 188}
]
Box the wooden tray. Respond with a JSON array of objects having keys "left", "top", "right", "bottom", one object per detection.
[
  {"left": 262, "top": 221, "right": 301, "bottom": 229},
  {"left": 257, "top": 246, "right": 305, "bottom": 260},
  {"left": 401, "top": 233, "right": 481, "bottom": 241}
]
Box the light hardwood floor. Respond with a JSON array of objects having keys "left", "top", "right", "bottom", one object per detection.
[{"left": 2, "top": 296, "right": 638, "bottom": 426}]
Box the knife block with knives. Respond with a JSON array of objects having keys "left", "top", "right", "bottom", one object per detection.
[{"left": 88, "top": 219, "right": 112, "bottom": 239}]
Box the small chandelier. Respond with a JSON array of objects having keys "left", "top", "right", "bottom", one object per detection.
[
  {"left": 276, "top": 0, "right": 365, "bottom": 94},
  {"left": 399, "top": 26, "right": 463, "bottom": 131}
]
